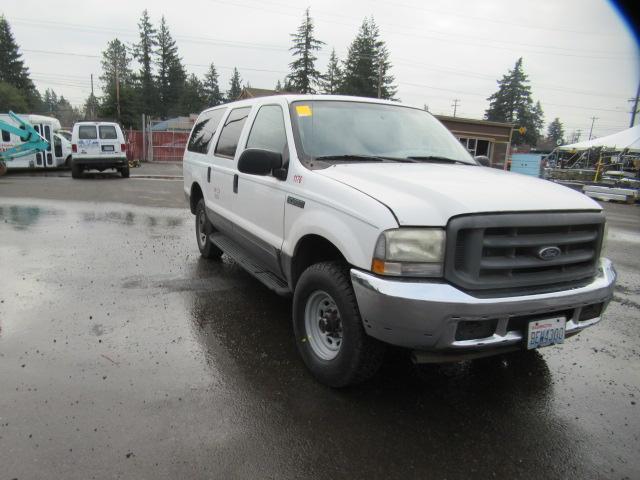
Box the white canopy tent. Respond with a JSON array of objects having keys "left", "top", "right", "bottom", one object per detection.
[{"left": 558, "top": 125, "right": 640, "bottom": 152}]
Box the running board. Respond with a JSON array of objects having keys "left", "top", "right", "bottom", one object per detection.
[{"left": 210, "top": 232, "right": 291, "bottom": 296}]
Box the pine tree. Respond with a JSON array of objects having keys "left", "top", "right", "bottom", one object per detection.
[
  {"left": 0, "top": 81, "right": 29, "bottom": 111},
  {"left": 181, "top": 74, "right": 207, "bottom": 114},
  {"left": 0, "top": 15, "right": 40, "bottom": 108},
  {"left": 485, "top": 58, "right": 543, "bottom": 145},
  {"left": 133, "top": 10, "right": 157, "bottom": 115},
  {"left": 203, "top": 63, "right": 224, "bottom": 107},
  {"left": 275, "top": 79, "right": 283, "bottom": 92},
  {"left": 156, "top": 16, "right": 186, "bottom": 118},
  {"left": 320, "top": 49, "right": 342, "bottom": 94},
  {"left": 287, "top": 8, "right": 325, "bottom": 94},
  {"left": 340, "top": 17, "right": 396, "bottom": 99},
  {"left": 547, "top": 117, "right": 565, "bottom": 146},
  {"left": 98, "top": 38, "right": 137, "bottom": 127},
  {"left": 83, "top": 92, "right": 99, "bottom": 120},
  {"left": 227, "top": 68, "right": 242, "bottom": 100}
]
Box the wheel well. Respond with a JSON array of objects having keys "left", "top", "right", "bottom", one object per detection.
[
  {"left": 189, "top": 183, "right": 203, "bottom": 214},
  {"left": 290, "top": 235, "right": 347, "bottom": 288}
]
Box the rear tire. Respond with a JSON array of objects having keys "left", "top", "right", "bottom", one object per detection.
[
  {"left": 195, "top": 199, "right": 222, "bottom": 259},
  {"left": 71, "top": 162, "right": 82, "bottom": 179},
  {"left": 120, "top": 164, "right": 130, "bottom": 178},
  {"left": 293, "top": 261, "right": 385, "bottom": 387}
]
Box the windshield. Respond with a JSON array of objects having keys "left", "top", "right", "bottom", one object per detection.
[{"left": 290, "top": 100, "right": 476, "bottom": 165}]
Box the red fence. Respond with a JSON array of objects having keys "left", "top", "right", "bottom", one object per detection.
[{"left": 126, "top": 130, "right": 189, "bottom": 162}]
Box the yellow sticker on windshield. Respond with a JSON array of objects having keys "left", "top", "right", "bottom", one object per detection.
[{"left": 296, "top": 105, "right": 312, "bottom": 117}]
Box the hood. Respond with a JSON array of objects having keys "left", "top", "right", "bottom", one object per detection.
[{"left": 317, "top": 163, "right": 601, "bottom": 226}]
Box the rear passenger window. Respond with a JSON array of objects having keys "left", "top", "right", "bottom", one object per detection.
[
  {"left": 1, "top": 130, "right": 9, "bottom": 142},
  {"left": 214, "top": 107, "right": 251, "bottom": 158},
  {"left": 246, "top": 105, "right": 287, "bottom": 153},
  {"left": 187, "top": 109, "right": 225, "bottom": 154},
  {"left": 99, "top": 126, "right": 118, "bottom": 139},
  {"left": 79, "top": 126, "right": 97, "bottom": 140}
]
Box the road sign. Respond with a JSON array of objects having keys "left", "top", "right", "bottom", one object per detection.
[{"left": 518, "top": 126, "right": 527, "bottom": 135}]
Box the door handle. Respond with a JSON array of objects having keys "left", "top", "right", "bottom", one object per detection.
[
  {"left": 207, "top": 166, "right": 211, "bottom": 183},
  {"left": 233, "top": 174, "right": 239, "bottom": 194}
]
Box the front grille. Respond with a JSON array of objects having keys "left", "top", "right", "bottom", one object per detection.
[{"left": 445, "top": 212, "right": 604, "bottom": 292}]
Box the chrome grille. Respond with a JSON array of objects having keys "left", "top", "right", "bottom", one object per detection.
[{"left": 445, "top": 212, "right": 604, "bottom": 292}]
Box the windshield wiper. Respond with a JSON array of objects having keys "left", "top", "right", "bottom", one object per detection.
[
  {"left": 406, "top": 155, "right": 465, "bottom": 163},
  {"left": 314, "top": 155, "right": 412, "bottom": 163}
]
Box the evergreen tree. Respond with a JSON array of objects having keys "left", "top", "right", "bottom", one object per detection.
[
  {"left": 275, "top": 79, "right": 283, "bottom": 92},
  {"left": 83, "top": 92, "right": 99, "bottom": 120},
  {"left": 227, "top": 68, "right": 242, "bottom": 100},
  {"left": 0, "top": 15, "right": 40, "bottom": 109},
  {"left": 340, "top": 17, "right": 396, "bottom": 100},
  {"left": 156, "top": 16, "right": 186, "bottom": 118},
  {"left": 133, "top": 10, "right": 157, "bottom": 115},
  {"left": 98, "top": 38, "right": 137, "bottom": 127},
  {"left": 287, "top": 8, "right": 325, "bottom": 94},
  {"left": 485, "top": 58, "right": 543, "bottom": 145},
  {"left": 203, "top": 63, "right": 224, "bottom": 107},
  {"left": 181, "top": 74, "right": 207, "bottom": 114},
  {"left": 0, "top": 81, "right": 29, "bottom": 111},
  {"left": 547, "top": 117, "right": 565, "bottom": 146},
  {"left": 320, "top": 49, "right": 342, "bottom": 94}
]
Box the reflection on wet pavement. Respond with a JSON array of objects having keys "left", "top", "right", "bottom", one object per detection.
[{"left": 0, "top": 199, "right": 638, "bottom": 480}]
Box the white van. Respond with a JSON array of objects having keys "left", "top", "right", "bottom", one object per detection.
[
  {"left": 0, "top": 113, "right": 71, "bottom": 169},
  {"left": 71, "top": 121, "right": 129, "bottom": 178}
]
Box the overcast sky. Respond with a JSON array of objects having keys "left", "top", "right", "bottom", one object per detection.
[{"left": 3, "top": 0, "right": 639, "bottom": 138}]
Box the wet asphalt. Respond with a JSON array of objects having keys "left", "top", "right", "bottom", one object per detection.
[{"left": 0, "top": 171, "right": 639, "bottom": 479}]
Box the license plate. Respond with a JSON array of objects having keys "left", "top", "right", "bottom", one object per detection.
[
  {"left": 526, "top": 317, "right": 566, "bottom": 350},
  {"left": 102, "top": 145, "right": 114, "bottom": 152}
]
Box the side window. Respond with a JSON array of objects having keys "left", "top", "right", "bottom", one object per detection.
[
  {"left": 246, "top": 105, "right": 287, "bottom": 153},
  {"left": 187, "top": 109, "right": 225, "bottom": 154},
  {"left": 44, "top": 125, "right": 51, "bottom": 151},
  {"left": 1, "top": 130, "right": 9, "bottom": 142},
  {"left": 214, "top": 107, "right": 251, "bottom": 158},
  {"left": 79, "top": 126, "right": 97, "bottom": 139}
]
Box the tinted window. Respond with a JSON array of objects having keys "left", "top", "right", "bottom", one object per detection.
[
  {"left": 44, "top": 125, "right": 51, "bottom": 151},
  {"left": 187, "top": 109, "right": 225, "bottom": 154},
  {"left": 246, "top": 105, "right": 287, "bottom": 153},
  {"left": 215, "top": 107, "right": 251, "bottom": 158},
  {"left": 99, "top": 125, "right": 118, "bottom": 139},
  {"left": 1, "top": 130, "right": 9, "bottom": 142},
  {"left": 78, "top": 126, "right": 97, "bottom": 140}
]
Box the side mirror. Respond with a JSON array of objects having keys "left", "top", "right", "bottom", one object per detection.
[
  {"left": 475, "top": 155, "right": 490, "bottom": 167},
  {"left": 237, "top": 148, "right": 283, "bottom": 176}
]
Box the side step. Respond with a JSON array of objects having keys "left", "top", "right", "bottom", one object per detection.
[{"left": 210, "top": 232, "right": 291, "bottom": 296}]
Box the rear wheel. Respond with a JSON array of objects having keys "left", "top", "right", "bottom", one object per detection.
[
  {"left": 120, "top": 164, "right": 130, "bottom": 178},
  {"left": 293, "top": 261, "right": 385, "bottom": 387},
  {"left": 71, "top": 162, "right": 82, "bottom": 179},
  {"left": 195, "top": 199, "right": 222, "bottom": 259}
]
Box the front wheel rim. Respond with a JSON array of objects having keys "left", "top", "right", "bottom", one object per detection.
[
  {"left": 304, "top": 290, "right": 343, "bottom": 361},
  {"left": 197, "top": 210, "right": 207, "bottom": 248}
]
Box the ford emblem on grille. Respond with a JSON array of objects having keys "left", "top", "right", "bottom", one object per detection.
[{"left": 537, "top": 246, "right": 561, "bottom": 260}]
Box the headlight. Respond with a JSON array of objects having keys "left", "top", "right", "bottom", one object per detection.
[{"left": 372, "top": 228, "right": 445, "bottom": 277}]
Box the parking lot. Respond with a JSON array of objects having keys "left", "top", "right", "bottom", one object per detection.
[{"left": 0, "top": 169, "right": 639, "bottom": 479}]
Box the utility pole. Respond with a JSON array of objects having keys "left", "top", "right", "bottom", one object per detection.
[
  {"left": 115, "top": 64, "right": 121, "bottom": 122},
  {"left": 377, "top": 62, "right": 383, "bottom": 99},
  {"left": 451, "top": 99, "right": 460, "bottom": 117},
  {"left": 90, "top": 74, "right": 95, "bottom": 119},
  {"left": 629, "top": 79, "right": 640, "bottom": 127},
  {"left": 588, "top": 116, "right": 598, "bottom": 140}
]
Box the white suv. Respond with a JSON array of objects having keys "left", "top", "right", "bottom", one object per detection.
[
  {"left": 71, "top": 121, "right": 129, "bottom": 178},
  {"left": 183, "top": 95, "right": 616, "bottom": 387}
]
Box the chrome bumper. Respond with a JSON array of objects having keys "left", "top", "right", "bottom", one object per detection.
[{"left": 350, "top": 258, "right": 616, "bottom": 354}]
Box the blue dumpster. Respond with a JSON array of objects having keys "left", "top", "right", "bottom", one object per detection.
[{"left": 510, "top": 153, "right": 543, "bottom": 177}]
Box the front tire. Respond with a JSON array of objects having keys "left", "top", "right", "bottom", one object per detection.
[
  {"left": 293, "top": 261, "right": 385, "bottom": 387},
  {"left": 120, "top": 164, "right": 130, "bottom": 178},
  {"left": 195, "top": 199, "right": 222, "bottom": 259}
]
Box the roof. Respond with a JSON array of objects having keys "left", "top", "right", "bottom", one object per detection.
[
  {"left": 237, "top": 87, "right": 280, "bottom": 99},
  {"left": 558, "top": 125, "right": 640, "bottom": 152},
  {"left": 435, "top": 114, "right": 515, "bottom": 128}
]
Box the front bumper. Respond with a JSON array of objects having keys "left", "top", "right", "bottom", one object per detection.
[{"left": 351, "top": 258, "right": 616, "bottom": 357}]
